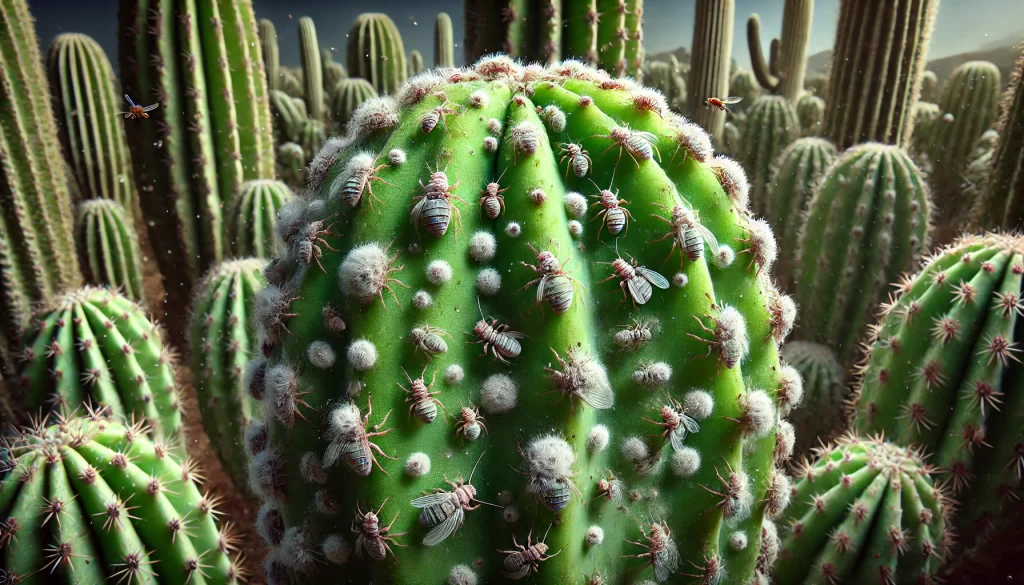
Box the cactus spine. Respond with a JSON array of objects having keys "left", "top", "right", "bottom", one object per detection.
[
  {"left": 739, "top": 96, "right": 800, "bottom": 215},
  {"left": 780, "top": 341, "right": 844, "bottom": 458},
  {"left": 228, "top": 180, "right": 293, "bottom": 258},
  {"left": 347, "top": 13, "right": 407, "bottom": 95},
  {"left": 824, "top": 0, "right": 938, "bottom": 149},
  {"left": 330, "top": 78, "right": 378, "bottom": 130},
  {"left": 74, "top": 200, "right": 145, "bottom": 301},
  {"left": 299, "top": 17, "right": 324, "bottom": 122},
  {"left": 259, "top": 18, "right": 280, "bottom": 91},
  {"left": 746, "top": 0, "right": 813, "bottom": 103},
  {"left": 686, "top": 0, "right": 735, "bottom": 142},
  {"left": 434, "top": 12, "right": 455, "bottom": 68}
]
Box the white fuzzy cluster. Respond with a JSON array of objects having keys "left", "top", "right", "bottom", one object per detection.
[
  {"left": 397, "top": 72, "right": 445, "bottom": 105},
  {"left": 412, "top": 290, "right": 433, "bottom": 309},
  {"left": 279, "top": 527, "right": 317, "bottom": 573},
  {"left": 633, "top": 361, "right": 672, "bottom": 388},
  {"left": 308, "top": 137, "right": 349, "bottom": 190},
  {"left": 739, "top": 390, "right": 776, "bottom": 438},
  {"left": 448, "top": 565, "right": 479, "bottom": 585},
  {"left": 307, "top": 340, "right": 336, "bottom": 369},
  {"left": 760, "top": 520, "right": 781, "bottom": 568},
  {"left": 469, "top": 231, "right": 497, "bottom": 262},
  {"left": 245, "top": 421, "right": 269, "bottom": 456},
  {"left": 405, "top": 452, "right": 432, "bottom": 477},
  {"left": 348, "top": 96, "right": 400, "bottom": 134},
  {"left": 529, "top": 188, "right": 547, "bottom": 205},
  {"left": 426, "top": 260, "right": 453, "bottom": 284},
  {"left": 244, "top": 357, "right": 267, "bottom": 401},
  {"left": 542, "top": 105, "right": 567, "bottom": 132},
  {"left": 476, "top": 268, "right": 502, "bottom": 296},
  {"left": 774, "top": 420, "right": 796, "bottom": 465},
  {"left": 718, "top": 305, "right": 750, "bottom": 358},
  {"left": 525, "top": 435, "right": 576, "bottom": 481},
  {"left": 315, "top": 489, "right": 340, "bottom": 515},
  {"left": 777, "top": 365, "right": 804, "bottom": 416},
  {"left": 505, "top": 222, "right": 522, "bottom": 238},
  {"left": 324, "top": 403, "right": 363, "bottom": 467},
  {"left": 568, "top": 220, "right": 583, "bottom": 238},
  {"left": 300, "top": 452, "right": 328, "bottom": 485},
  {"left": 503, "top": 504, "right": 520, "bottom": 522},
  {"left": 483, "top": 136, "right": 498, "bottom": 153},
  {"left": 487, "top": 118, "right": 503, "bottom": 135},
  {"left": 671, "top": 446, "right": 701, "bottom": 478},
  {"left": 564, "top": 191, "right": 588, "bottom": 218},
  {"left": 683, "top": 390, "right": 715, "bottom": 420},
  {"left": 714, "top": 244, "right": 736, "bottom": 268},
  {"left": 510, "top": 121, "right": 540, "bottom": 155},
  {"left": 672, "top": 272, "right": 689, "bottom": 287},
  {"left": 766, "top": 469, "right": 792, "bottom": 519},
  {"left": 745, "top": 218, "right": 778, "bottom": 272},
  {"left": 708, "top": 156, "right": 750, "bottom": 209},
  {"left": 347, "top": 338, "right": 378, "bottom": 371},
  {"left": 275, "top": 197, "right": 309, "bottom": 244},
  {"left": 388, "top": 148, "right": 407, "bottom": 166},
  {"left": 469, "top": 90, "right": 489, "bottom": 108},
  {"left": 265, "top": 364, "right": 297, "bottom": 426},
  {"left": 729, "top": 531, "right": 748, "bottom": 551},
  {"left": 480, "top": 373, "right": 518, "bottom": 413},
  {"left": 585, "top": 525, "right": 605, "bottom": 546},
  {"left": 726, "top": 469, "right": 754, "bottom": 522},
  {"left": 669, "top": 115, "right": 714, "bottom": 163},
  {"left": 621, "top": 436, "right": 649, "bottom": 462},
  {"left": 587, "top": 424, "right": 610, "bottom": 453},
  {"left": 256, "top": 503, "right": 285, "bottom": 546},
  {"left": 338, "top": 243, "right": 390, "bottom": 303},
  {"left": 321, "top": 534, "right": 352, "bottom": 565}
]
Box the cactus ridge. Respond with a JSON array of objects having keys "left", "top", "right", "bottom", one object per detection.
[
  {"left": 780, "top": 341, "right": 844, "bottom": 458},
  {"left": 299, "top": 17, "right": 324, "bottom": 121},
  {"left": 259, "top": 18, "right": 280, "bottom": 91},
  {"left": 347, "top": 13, "right": 407, "bottom": 95},
  {"left": 331, "top": 78, "right": 379, "bottom": 131},
  {"left": 686, "top": 0, "right": 735, "bottom": 142},
  {"left": 229, "top": 180, "right": 293, "bottom": 258},
  {"left": 739, "top": 95, "right": 800, "bottom": 216},
  {"left": 407, "top": 49, "right": 425, "bottom": 77},
  {"left": 74, "top": 199, "right": 146, "bottom": 301}
]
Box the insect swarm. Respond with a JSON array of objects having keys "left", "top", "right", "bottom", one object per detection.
[
  {"left": 121, "top": 94, "right": 158, "bottom": 119},
  {"left": 592, "top": 125, "right": 660, "bottom": 168},
  {"left": 353, "top": 498, "right": 407, "bottom": 561},
  {"left": 544, "top": 346, "right": 614, "bottom": 410},
  {"left": 337, "top": 152, "right": 393, "bottom": 209},
  {"left": 410, "top": 452, "right": 495, "bottom": 546},
  {"left": 649, "top": 203, "right": 720, "bottom": 267},
  {"left": 411, "top": 163, "right": 467, "bottom": 239},
  {"left": 597, "top": 241, "right": 670, "bottom": 307},
  {"left": 469, "top": 298, "right": 527, "bottom": 364},
  {"left": 323, "top": 395, "right": 396, "bottom": 476},
  {"left": 499, "top": 527, "right": 561, "bottom": 580},
  {"left": 559, "top": 141, "right": 592, "bottom": 178},
  {"left": 588, "top": 173, "right": 634, "bottom": 238},
  {"left": 454, "top": 404, "right": 487, "bottom": 441},
  {"left": 644, "top": 395, "right": 700, "bottom": 452},
  {"left": 519, "top": 435, "right": 581, "bottom": 512},
  {"left": 622, "top": 518, "right": 680, "bottom": 583},
  {"left": 409, "top": 324, "right": 450, "bottom": 358},
  {"left": 398, "top": 367, "right": 446, "bottom": 424},
  {"left": 517, "top": 242, "right": 585, "bottom": 316}
]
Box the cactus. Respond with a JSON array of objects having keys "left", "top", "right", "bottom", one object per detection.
[
  {"left": 728, "top": 69, "right": 762, "bottom": 117},
  {"left": 118, "top": 0, "right": 276, "bottom": 315},
  {"left": 774, "top": 436, "right": 950, "bottom": 584},
  {"left": 347, "top": 13, "right": 407, "bottom": 95},
  {"left": 74, "top": 200, "right": 145, "bottom": 301},
  {"left": 780, "top": 341, "right": 844, "bottom": 458},
  {"left": 190, "top": 259, "right": 266, "bottom": 495},
  {"left": 647, "top": 58, "right": 685, "bottom": 112},
  {"left": 796, "top": 94, "right": 824, "bottom": 136},
  {"left": 330, "top": 78, "right": 378, "bottom": 130},
  {"left": 0, "top": 0, "right": 81, "bottom": 367},
  {"left": 276, "top": 142, "right": 306, "bottom": 188},
  {"left": 909, "top": 101, "right": 940, "bottom": 157},
  {"left": 47, "top": 33, "right": 139, "bottom": 219},
  {"left": 804, "top": 73, "right": 828, "bottom": 98},
  {"left": 765, "top": 137, "right": 837, "bottom": 284},
  {"left": 298, "top": 119, "right": 327, "bottom": 165},
  {"left": 281, "top": 67, "right": 304, "bottom": 98},
  {"left": 259, "top": 18, "right": 280, "bottom": 91},
  {"left": 249, "top": 57, "right": 799, "bottom": 584},
  {"left": 824, "top": 0, "right": 938, "bottom": 149},
  {"left": 739, "top": 95, "right": 800, "bottom": 216},
  {"left": 686, "top": 0, "right": 736, "bottom": 142},
  {"left": 435, "top": 12, "right": 455, "bottom": 68},
  {"left": 920, "top": 69, "right": 938, "bottom": 102},
  {"left": 228, "top": 180, "right": 293, "bottom": 258},
  {"left": 12, "top": 287, "right": 183, "bottom": 454},
  {"left": 299, "top": 17, "right": 324, "bottom": 122},
  {"left": 746, "top": 0, "right": 813, "bottom": 103},
  {"left": 322, "top": 49, "right": 347, "bottom": 96},
  {"left": 852, "top": 233, "right": 1024, "bottom": 545},
  {"left": 0, "top": 414, "right": 244, "bottom": 584},
  {"left": 270, "top": 89, "right": 306, "bottom": 144},
  {"left": 794, "top": 144, "right": 931, "bottom": 367},
  {"left": 408, "top": 50, "right": 425, "bottom": 77},
  {"left": 961, "top": 129, "right": 1000, "bottom": 216}
]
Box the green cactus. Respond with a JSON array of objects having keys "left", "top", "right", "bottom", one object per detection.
[
  {"left": 686, "top": 0, "right": 736, "bottom": 142},
  {"left": 74, "top": 200, "right": 145, "bottom": 301},
  {"left": 794, "top": 143, "right": 931, "bottom": 367},
  {"left": 408, "top": 50, "right": 425, "bottom": 77},
  {"left": 796, "top": 94, "right": 824, "bottom": 136},
  {"left": 270, "top": 89, "right": 306, "bottom": 144},
  {"left": 739, "top": 95, "right": 800, "bottom": 216},
  {"left": 824, "top": 0, "right": 938, "bottom": 149},
  {"left": 347, "top": 13, "right": 407, "bottom": 95},
  {"left": 281, "top": 67, "right": 304, "bottom": 99},
  {"left": 804, "top": 73, "right": 828, "bottom": 99},
  {"left": 330, "top": 78, "right": 378, "bottom": 130},
  {"left": 259, "top": 18, "right": 280, "bottom": 92},
  {"left": 774, "top": 436, "right": 950, "bottom": 585},
  {"left": 0, "top": 0, "right": 82, "bottom": 368},
  {"left": 961, "top": 129, "right": 1000, "bottom": 215},
  {"left": 12, "top": 287, "right": 183, "bottom": 454},
  {"left": 728, "top": 69, "right": 762, "bottom": 117},
  {"left": 646, "top": 58, "right": 685, "bottom": 112},
  {"left": 249, "top": 56, "right": 800, "bottom": 585},
  {"left": 435, "top": 12, "right": 455, "bottom": 68},
  {"left": 118, "top": 0, "right": 275, "bottom": 314},
  {"left": 276, "top": 142, "right": 306, "bottom": 188},
  {"left": 920, "top": 69, "right": 938, "bottom": 102},
  {"left": 909, "top": 101, "right": 940, "bottom": 157},
  {"left": 298, "top": 119, "right": 327, "bottom": 166},
  {"left": 746, "top": 0, "right": 813, "bottom": 103},
  {"left": 299, "top": 17, "right": 324, "bottom": 122},
  {"left": 190, "top": 258, "right": 266, "bottom": 495},
  {"left": 780, "top": 341, "right": 844, "bottom": 458},
  {"left": 0, "top": 414, "right": 243, "bottom": 584},
  {"left": 852, "top": 233, "right": 1024, "bottom": 545},
  {"left": 322, "top": 49, "right": 347, "bottom": 96},
  {"left": 228, "top": 180, "right": 292, "bottom": 258}
]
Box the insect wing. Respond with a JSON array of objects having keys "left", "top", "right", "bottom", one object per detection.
[
  {"left": 669, "top": 428, "right": 686, "bottom": 452},
  {"left": 410, "top": 491, "right": 451, "bottom": 509},
  {"left": 654, "top": 539, "right": 680, "bottom": 582},
  {"left": 536, "top": 275, "right": 549, "bottom": 305},
  {"left": 502, "top": 559, "right": 531, "bottom": 580},
  {"left": 696, "top": 223, "right": 720, "bottom": 256},
  {"left": 422, "top": 506, "right": 463, "bottom": 546},
  {"left": 637, "top": 267, "right": 670, "bottom": 289},
  {"left": 503, "top": 330, "right": 528, "bottom": 340},
  {"left": 580, "top": 378, "right": 615, "bottom": 410},
  {"left": 354, "top": 533, "right": 367, "bottom": 558},
  {"left": 142, "top": 103, "right": 160, "bottom": 112},
  {"left": 626, "top": 276, "right": 652, "bottom": 305},
  {"left": 323, "top": 438, "right": 356, "bottom": 468},
  {"left": 609, "top": 479, "right": 625, "bottom": 503},
  {"left": 410, "top": 198, "right": 426, "bottom": 226},
  {"left": 681, "top": 414, "right": 701, "bottom": 435},
  {"left": 720, "top": 96, "right": 743, "bottom": 105}
]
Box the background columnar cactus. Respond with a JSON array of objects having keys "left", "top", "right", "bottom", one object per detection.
[
  {"left": 0, "top": 0, "right": 81, "bottom": 367},
  {"left": 739, "top": 95, "right": 800, "bottom": 215},
  {"left": 250, "top": 57, "right": 799, "bottom": 584},
  {"left": 960, "top": 129, "right": 1000, "bottom": 211},
  {"left": 347, "top": 13, "right": 407, "bottom": 95},
  {"left": 330, "top": 78, "right": 378, "bottom": 130},
  {"left": 0, "top": 415, "right": 243, "bottom": 584},
  {"left": 823, "top": 0, "right": 938, "bottom": 149},
  {"left": 190, "top": 259, "right": 266, "bottom": 495},
  {"left": 920, "top": 69, "right": 938, "bottom": 102},
  {"left": 804, "top": 73, "right": 828, "bottom": 98},
  {"left": 647, "top": 54, "right": 685, "bottom": 111},
  {"left": 321, "top": 49, "right": 347, "bottom": 97},
  {"left": 780, "top": 341, "right": 844, "bottom": 457},
  {"left": 276, "top": 142, "right": 306, "bottom": 188},
  {"left": 746, "top": 0, "right": 813, "bottom": 103},
  {"left": 910, "top": 100, "right": 941, "bottom": 158},
  {"left": 728, "top": 69, "right": 761, "bottom": 118},
  {"left": 74, "top": 200, "right": 145, "bottom": 301},
  {"left": 228, "top": 180, "right": 293, "bottom": 258},
  {"left": 686, "top": 0, "right": 735, "bottom": 142},
  {"left": 796, "top": 94, "right": 824, "bottom": 136},
  {"left": 299, "top": 17, "right": 324, "bottom": 122},
  {"left": 12, "top": 287, "right": 183, "bottom": 454},
  {"left": 408, "top": 50, "right": 425, "bottom": 76},
  {"left": 281, "top": 66, "right": 304, "bottom": 98},
  {"left": 793, "top": 144, "right": 931, "bottom": 367},
  {"left": 774, "top": 436, "right": 950, "bottom": 585},
  {"left": 259, "top": 18, "right": 281, "bottom": 91},
  {"left": 434, "top": 12, "right": 455, "bottom": 68},
  {"left": 852, "top": 233, "right": 1024, "bottom": 547}
]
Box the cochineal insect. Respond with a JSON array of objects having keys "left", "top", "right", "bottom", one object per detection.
[
  {"left": 410, "top": 453, "right": 496, "bottom": 546},
  {"left": 597, "top": 242, "right": 670, "bottom": 306},
  {"left": 338, "top": 152, "right": 393, "bottom": 209},
  {"left": 410, "top": 324, "right": 450, "bottom": 358},
  {"left": 352, "top": 498, "right": 407, "bottom": 561},
  {"left": 411, "top": 164, "right": 466, "bottom": 239},
  {"left": 623, "top": 520, "right": 680, "bottom": 583},
  {"left": 559, "top": 141, "right": 592, "bottom": 178},
  {"left": 398, "top": 367, "right": 446, "bottom": 424},
  {"left": 295, "top": 218, "right": 340, "bottom": 273},
  {"left": 420, "top": 101, "right": 460, "bottom": 135},
  {"left": 649, "top": 203, "right": 720, "bottom": 267},
  {"left": 469, "top": 298, "right": 527, "bottom": 364},
  {"left": 589, "top": 177, "right": 634, "bottom": 238},
  {"left": 479, "top": 169, "right": 509, "bottom": 219},
  {"left": 517, "top": 243, "right": 584, "bottom": 315},
  {"left": 519, "top": 435, "right": 582, "bottom": 512},
  {"left": 500, "top": 528, "right": 561, "bottom": 580},
  {"left": 592, "top": 125, "right": 660, "bottom": 168},
  {"left": 324, "top": 395, "right": 396, "bottom": 476},
  {"left": 643, "top": 395, "right": 700, "bottom": 452},
  {"left": 454, "top": 404, "right": 487, "bottom": 441},
  {"left": 121, "top": 94, "right": 159, "bottom": 119}
]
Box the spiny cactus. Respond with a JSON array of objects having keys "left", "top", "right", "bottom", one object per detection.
[
  {"left": 824, "top": 0, "right": 938, "bottom": 149},
  {"left": 746, "top": 0, "right": 813, "bottom": 103},
  {"left": 728, "top": 69, "right": 762, "bottom": 118},
  {"left": 0, "top": 0, "right": 81, "bottom": 368},
  {"left": 686, "top": 0, "right": 736, "bottom": 142},
  {"left": 774, "top": 436, "right": 951, "bottom": 585},
  {"left": 321, "top": 49, "right": 347, "bottom": 97},
  {"left": 281, "top": 67, "right": 304, "bottom": 99},
  {"left": 852, "top": 233, "right": 1024, "bottom": 546},
  {"left": 347, "top": 13, "right": 407, "bottom": 95},
  {"left": 12, "top": 287, "right": 183, "bottom": 454},
  {"left": 74, "top": 200, "right": 145, "bottom": 301},
  {"left": 228, "top": 180, "right": 293, "bottom": 258},
  {"left": 299, "top": 17, "right": 324, "bottom": 122},
  {"left": 270, "top": 89, "right": 306, "bottom": 144},
  {"left": 909, "top": 101, "right": 940, "bottom": 158},
  {"left": 276, "top": 142, "right": 306, "bottom": 188},
  {"left": 647, "top": 58, "right": 685, "bottom": 112},
  {"left": 920, "top": 69, "right": 938, "bottom": 102},
  {"left": 298, "top": 119, "right": 327, "bottom": 166},
  {"left": 794, "top": 143, "right": 931, "bottom": 367},
  {"left": 961, "top": 129, "right": 1000, "bottom": 213},
  {"left": 780, "top": 341, "right": 844, "bottom": 458},
  {"left": 796, "top": 94, "right": 824, "bottom": 136},
  {"left": 739, "top": 95, "right": 800, "bottom": 216},
  {"left": 0, "top": 414, "right": 244, "bottom": 584},
  {"left": 118, "top": 0, "right": 275, "bottom": 314},
  {"left": 435, "top": 12, "right": 455, "bottom": 68},
  {"left": 249, "top": 56, "right": 800, "bottom": 585},
  {"left": 330, "top": 78, "right": 378, "bottom": 130},
  {"left": 408, "top": 50, "right": 425, "bottom": 77},
  {"left": 190, "top": 259, "right": 266, "bottom": 495},
  {"left": 259, "top": 19, "right": 281, "bottom": 91}
]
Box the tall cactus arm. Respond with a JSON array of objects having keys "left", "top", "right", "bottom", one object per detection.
[{"left": 747, "top": 15, "right": 780, "bottom": 93}]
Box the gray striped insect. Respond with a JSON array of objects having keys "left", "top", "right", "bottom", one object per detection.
[
  {"left": 295, "top": 218, "right": 339, "bottom": 273},
  {"left": 338, "top": 152, "right": 393, "bottom": 209},
  {"left": 597, "top": 242, "right": 670, "bottom": 306},
  {"left": 410, "top": 453, "right": 496, "bottom": 546},
  {"left": 470, "top": 298, "right": 527, "bottom": 364},
  {"left": 399, "top": 367, "right": 445, "bottom": 424},
  {"left": 624, "top": 520, "right": 680, "bottom": 583},
  {"left": 592, "top": 125, "right": 660, "bottom": 168},
  {"left": 420, "top": 102, "right": 459, "bottom": 135},
  {"left": 614, "top": 318, "right": 657, "bottom": 350},
  {"left": 352, "top": 498, "right": 407, "bottom": 561},
  {"left": 644, "top": 395, "right": 700, "bottom": 452},
  {"left": 519, "top": 435, "right": 582, "bottom": 512},
  {"left": 517, "top": 243, "right": 584, "bottom": 316},
  {"left": 479, "top": 178, "right": 508, "bottom": 219},
  {"left": 410, "top": 325, "right": 450, "bottom": 358},
  {"left": 500, "top": 527, "right": 561, "bottom": 580},
  {"left": 411, "top": 165, "right": 466, "bottom": 239},
  {"left": 324, "top": 395, "right": 396, "bottom": 477},
  {"left": 588, "top": 179, "right": 634, "bottom": 238},
  {"left": 454, "top": 404, "right": 487, "bottom": 441},
  {"left": 559, "top": 141, "right": 592, "bottom": 178},
  {"left": 649, "top": 203, "right": 719, "bottom": 267}
]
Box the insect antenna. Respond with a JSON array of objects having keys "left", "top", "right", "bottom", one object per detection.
[
  {"left": 468, "top": 450, "right": 486, "bottom": 483},
  {"left": 542, "top": 521, "right": 554, "bottom": 542}
]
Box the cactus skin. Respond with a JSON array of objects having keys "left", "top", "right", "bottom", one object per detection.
[
  {"left": 804, "top": 73, "right": 828, "bottom": 99},
  {"left": 118, "top": 0, "right": 275, "bottom": 314},
  {"left": 281, "top": 67, "right": 304, "bottom": 99},
  {"left": 298, "top": 120, "right": 327, "bottom": 166},
  {"left": 971, "top": 51, "right": 1024, "bottom": 231},
  {"left": 228, "top": 180, "right": 292, "bottom": 258},
  {"left": 961, "top": 129, "right": 1000, "bottom": 217},
  {"left": 0, "top": 415, "right": 242, "bottom": 584},
  {"left": 780, "top": 341, "right": 844, "bottom": 458},
  {"left": 686, "top": 0, "right": 735, "bottom": 142},
  {"left": 766, "top": 137, "right": 837, "bottom": 285},
  {"left": 824, "top": 0, "right": 938, "bottom": 149},
  {"left": 919, "top": 69, "right": 938, "bottom": 102},
  {"left": 0, "top": 0, "right": 82, "bottom": 367},
  {"left": 408, "top": 50, "right": 425, "bottom": 77},
  {"left": 852, "top": 233, "right": 1024, "bottom": 546},
  {"left": 746, "top": 0, "right": 813, "bottom": 103},
  {"left": 774, "top": 436, "right": 950, "bottom": 585},
  {"left": 909, "top": 101, "right": 940, "bottom": 158},
  {"left": 347, "top": 13, "right": 407, "bottom": 95},
  {"left": 330, "top": 78, "right": 378, "bottom": 130},
  {"left": 728, "top": 69, "right": 762, "bottom": 118},
  {"left": 251, "top": 57, "right": 798, "bottom": 584},
  {"left": 794, "top": 144, "right": 931, "bottom": 367},
  {"left": 190, "top": 259, "right": 265, "bottom": 496},
  {"left": 270, "top": 89, "right": 306, "bottom": 145},
  {"left": 74, "top": 200, "right": 145, "bottom": 301},
  {"left": 740, "top": 96, "right": 800, "bottom": 216},
  {"left": 796, "top": 94, "right": 824, "bottom": 136},
  {"left": 276, "top": 142, "right": 306, "bottom": 188},
  {"left": 260, "top": 18, "right": 280, "bottom": 92},
  {"left": 434, "top": 12, "right": 455, "bottom": 68},
  {"left": 12, "top": 287, "right": 183, "bottom": 454},
  {"left": 321, "top": 49, "right": 347, "bottom": 97},
  {"left": 299, "top": 17, "right": 324, "bottom": 122}
]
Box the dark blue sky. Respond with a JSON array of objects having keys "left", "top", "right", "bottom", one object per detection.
[{"left": 28, "top": 0, "right": 1024, "bottom": 71}]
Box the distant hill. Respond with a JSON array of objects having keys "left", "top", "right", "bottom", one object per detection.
[
  {"left": 801, "top": 41, "right": 1020, "bottom": 85},
  {"left": 807, "top": 49, "right": 832, "bottom": 76}
]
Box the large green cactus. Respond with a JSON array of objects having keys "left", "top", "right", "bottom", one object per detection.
[
  {"left": 347, "top": 13, "right": 407, "bottom": 95},
  {"left": 259, "top": 18, "right": 280, "bottom": 91},
  {"left": 330, "top": 78, "right": 378, "bottom": 130},
  {"left": 0, "top": 414, "right": 243, "bottom": 584},
  {"left": 852, "top": 233, "right": 1024, "bottom": 546},
  {"left": 250, "top": 57, "right": 800, "bottom": 585},
  {"left": 190, "top": 259, "right": 266, "bottom": 495},
  {"left": 739, "top": 95, "right": 800, "bottom": 216},
  {"left": 118, "top": 0, "right": 275, "bottom": 314},
  {"left": 794, "top": 144, "right": 931, "bottom": 367},
  {"left": 774, "top": 436, "right": 951, "bottom": 585},
  {"left": 299, "top": 17, "right": 324, "bottom": 122},
  {"left": 746, "top": 0, "right": 813, "bottom": 103},
  {"left": 780, "top": 341, "right": 844, "bottom": 458},
  {"left": 686, "top": 0, "right": 735, "bottom": 142},
  {"left": 228, "top": 180, "right": 292, "bottom": 258},
  {"left": 909, "top": 101, "right": 940, "bottom": 159},
  {"left": 435, "top": 12, "right": 455, "bottom": 68},
  {"left": 74, "top": 200, "right": 145, "bottom": 301},
  {"left": 0, "top": 0, "right": 81, "bottom": 367}
]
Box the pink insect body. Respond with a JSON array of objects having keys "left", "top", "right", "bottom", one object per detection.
[
  {"left": 589, "top": 187, "right": 633, "bottom": 238},
  {"left": 353, "top": 499, "right": 407, "bottom": 561},
  {"left": 623, "top": 521, "right": 680, "bottom": 582},
  {"left": 643, "top": 396, "right": 700, "bottom": 452},
  {"left": 410, "top": 454, "right": 491, "bottom": 546},
  {"left": 399, "top": 368, "right": 445, "bottom": 424},
  {"left": 122, "top": 94, "right": 159, "bottom": 120},
  {"left": 411, "top": 168, "right": 466, "bottom": 239}
]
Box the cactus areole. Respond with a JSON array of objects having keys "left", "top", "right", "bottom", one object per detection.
[{"left": 252, "top": 57, "right": 798, "bottom": 584}]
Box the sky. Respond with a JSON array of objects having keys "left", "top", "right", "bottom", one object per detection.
[{"left": 27, "top": 0, "right": 1024, "bottom": 72}]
